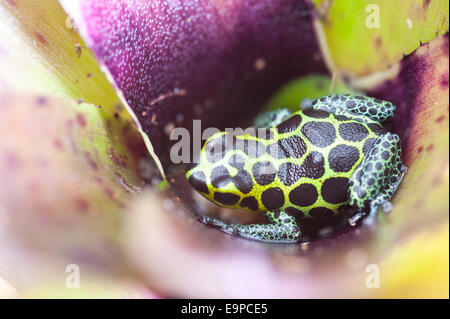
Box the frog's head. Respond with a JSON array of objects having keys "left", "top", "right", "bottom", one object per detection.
[{"left": 185, "top": 131, "right": 269, "bottom": 210}]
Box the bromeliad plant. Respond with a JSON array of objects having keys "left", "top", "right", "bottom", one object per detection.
[{"left": 0, "top": 0, "right": 448, "bottom": 298}]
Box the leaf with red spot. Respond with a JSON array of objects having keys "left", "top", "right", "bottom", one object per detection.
[
  {"left": 312, "top": 0, "right": 449, "bottom": 76},
  {"left": 0, "top": 93, "right": 146, "bottom": 251},
  {"left": 0, "top": 0, "right": 126, "bottom": 113}
]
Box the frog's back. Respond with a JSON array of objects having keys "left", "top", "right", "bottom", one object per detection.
[
  {"left": 260, "top": 109, "right": 382, "bottom": 217},
  {"left": 187, "top": 108, "right": 383, "bottom": 218}
]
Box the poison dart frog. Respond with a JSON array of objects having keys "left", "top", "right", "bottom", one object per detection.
[{"left": 185, "top": 94, "right": 407, "bottom": 243}]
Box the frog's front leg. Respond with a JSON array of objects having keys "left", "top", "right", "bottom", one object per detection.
[
  {"left": 201, "top": 211, "right": 301, "bottom": 243},
  {"left": 348, "top": 132, "right": 407, "bottom": 225},
  {"left": 228, "top": 211, "right": 301, "bottom": 243},
  {"left": 302, "top": 94, "right": 396, "bottom": 123}
]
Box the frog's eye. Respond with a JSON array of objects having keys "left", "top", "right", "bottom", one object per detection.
[{"left": 300, "top": 98, "right": 313, "bottom": 109}]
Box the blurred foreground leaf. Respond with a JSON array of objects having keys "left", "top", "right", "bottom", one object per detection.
[{"left": 0, "top": 93, "right": 144, "bottom": 257}]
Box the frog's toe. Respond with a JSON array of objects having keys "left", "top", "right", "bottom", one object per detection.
[
  {"left": 222, "top": 225, "right": 238, "bottom": 235},
  {"left": 198, "top": 215, "right": 228, "bottom": 229},
  {"left": 361, "top": 196, "right": 391, "bottom": 226},
  {"left": 362, "top": 214, "right": 378, "bottom": 227},
  {"left": 300, "top": 98, "right": 313, "bottom": 109},
  {"left": 253, "top": 108, "right": 292, "bottom": 128},
  {"left": 382, "top": 201, "right": 393, "bottom": 214},
  {"left": 348, "top": 212, "right": 365, "bottom": 226}
]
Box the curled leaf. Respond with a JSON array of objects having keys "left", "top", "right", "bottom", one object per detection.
[
  {"left": 60, "top": 0, "right": 328, "bottom": 164},
  {"left": 313, "top": 0, "right": 449, "bottom": 76}
]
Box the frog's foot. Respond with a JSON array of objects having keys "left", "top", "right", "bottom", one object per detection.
[
  {"left": 348, "top": 132, "right": 407, "bottom": 226},
  {"left": 305, "top": 94, "right": 396, "bottom": 124},
  {"left": 363, "top": 197, "right": 393, "bottom": 226},
  {"left": 206, "top": 211, "right": 300, "bottom": 243},
  {"left": 253, "top": 108, "right": 292, "bottom": 128},
  {"left": 228, "top": 211, "right": 301, "bottom": 243}
]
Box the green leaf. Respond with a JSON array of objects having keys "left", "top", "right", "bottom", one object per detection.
[
  {"left": 313, "top": 0, "right": 449, "bottom": 75},
  {"left": 0, "top": 0, "right": 124, "bottom": 114},
  {"left": 264, "top": 74, "right": 356, "bottom": 111}
]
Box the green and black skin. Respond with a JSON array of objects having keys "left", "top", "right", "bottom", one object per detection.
[{"left": 185, "top": 94, "right": 407, "bottom": 243}]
